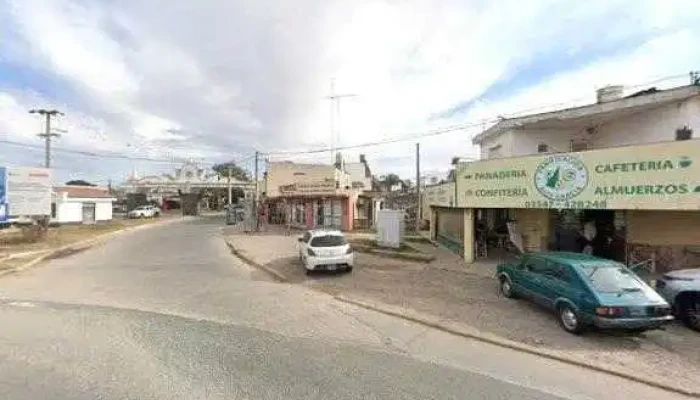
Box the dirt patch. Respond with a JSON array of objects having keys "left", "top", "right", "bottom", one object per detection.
[{"left": 349, "top": 238, "right": 418, "bottom": 253}]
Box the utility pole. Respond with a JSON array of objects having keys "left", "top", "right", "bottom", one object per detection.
[
  {"left": 29, "top": 109, "right": 64, "bottom": 168},
  {"left": 415, "top": 143, "right": 421, "bottom": 233},
  {"left": 254, "top": 150, "right": 259, "bottom": 231},
  {"left": 325, "top": 79, "right": 356, "bottom": 163},
  {"left": 227, "top": 166, "right": 233, "bottom": 206}
]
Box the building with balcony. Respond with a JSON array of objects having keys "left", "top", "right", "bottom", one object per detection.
[{"left": 426, "top": 81, "right": 700, "bottom": 273}]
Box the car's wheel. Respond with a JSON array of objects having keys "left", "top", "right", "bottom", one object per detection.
[
  {"left": 557, "top": 304, "right": 586, "bottom": 334},
  {"left": 679, "top": 294, "right": 700, "bottom": 332},
  {"left": 499, "top": 276, "right": 516, "bottom": 298},
  {"left": 345, "top": 265, "right": 353, "bottom": 273},
  {"left": 139, "top": 214, "right": 145, "bottom": 219}
]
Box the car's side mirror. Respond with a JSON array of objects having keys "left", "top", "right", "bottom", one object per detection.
[{"left": 297, "top": 237, "right": 303, "bottom": 243}]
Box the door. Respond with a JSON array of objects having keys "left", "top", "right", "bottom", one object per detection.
[
  {"left": 538, "top": 262, "right": 578, "bottom": 309},
  {"left": 519, "top": 256, "right": 552, "bottom": 307},
  {"left": 82, "top": 202, "right": 96, "bottom": 225}
]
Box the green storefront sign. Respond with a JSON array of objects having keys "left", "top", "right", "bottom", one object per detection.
[{"left": 456, "top": 140, "right": 700, "bottom": 210}]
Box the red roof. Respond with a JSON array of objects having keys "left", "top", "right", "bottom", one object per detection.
[{"left": 55, "top": 185, "right": 113, "bottom": 199}]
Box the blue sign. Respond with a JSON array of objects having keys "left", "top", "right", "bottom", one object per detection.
[{"left": 0, "top": 167, "right": 7, "bottom": 222}]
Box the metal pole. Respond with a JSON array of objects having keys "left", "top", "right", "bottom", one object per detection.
[
  {"left": 254, "top": 151, "right": 259, "bottom": 231},
  {"left": 415, "top": 143, "right": 421, "bottom": 233},
  {"left": 44, "top": 114, "right": 51, "bottom": 168},
  {"left": 227, "top": 166, "right": 232, "bottom": 206}
]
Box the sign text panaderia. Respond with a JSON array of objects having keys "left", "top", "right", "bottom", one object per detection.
[{"left": 457, "top": 140, "right": 700, "bottom": 210}]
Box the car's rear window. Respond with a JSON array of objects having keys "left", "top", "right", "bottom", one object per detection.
[
  {"left": 582, "top": 264, "right": 644, "bottom": 293},
  {"left": 310, "top": 235, "right": 347, "bottom": 247}
]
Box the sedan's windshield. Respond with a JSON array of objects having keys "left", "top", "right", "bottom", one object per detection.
[
  {"left": 584, "top": 265, "right": 644, "bottom": 293},
  {"left": 310, "top": 235, "right": 347, "bottom": 247}
]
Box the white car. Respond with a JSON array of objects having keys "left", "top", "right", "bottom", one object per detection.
[
  {"left": 128, "top": 205, "right": 161, "bottom": 219},
  {"left": 298, "top": 230, "right": 354, "bottom": 274}
]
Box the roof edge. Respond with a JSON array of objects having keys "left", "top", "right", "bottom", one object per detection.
[{"left": 471, "top": 84, "right": 700, "bottom": 145}]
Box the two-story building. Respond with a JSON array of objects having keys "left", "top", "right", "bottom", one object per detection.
[
  {"left": 427, "top": 81, "right": 700, "bottom": 273},
  {"left": 263, "top": 154, "right": 376, "bottom": 231}
]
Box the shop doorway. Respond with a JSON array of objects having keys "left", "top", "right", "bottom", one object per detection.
[
  {"left": 549, "top": 209, "right": 627, "bottom": 263},
  {"left": 474, "top": 208, "right": 519, "bottom": 258}
]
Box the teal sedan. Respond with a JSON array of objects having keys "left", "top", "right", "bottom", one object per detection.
[{"left": 496, "top": 252, "right": 673, "bottom": 334}]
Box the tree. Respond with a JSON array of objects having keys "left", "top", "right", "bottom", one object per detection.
[
  {"left": 66, "top": 179, "right": 96, "bottom": 186},
  {"left": 212, "top": 161, "right": 250, "bottom": 181},
  {"left": 380, "top": 173, "right": 401, "bottom": 189}
]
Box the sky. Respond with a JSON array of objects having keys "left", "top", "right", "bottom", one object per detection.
[{"left": 1, "top": 0, "right": 699, "bottom": 184}]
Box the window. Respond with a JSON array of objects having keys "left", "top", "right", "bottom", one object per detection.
[
  {"left": 676, "top": 126, "right": 693, "bottom": 141},
  {"left": 583, "top": 265, "right": 644, "bottom": 293},
  {"left": 546, "top": 263, "right": 572, "bottom": 283},
  {"left": 51, "top": 203, "right": 57, "bottom": 218},
  {"left": 537, "top": 143, "right": 549, "bottom": 153},
  {"left": 522, "top": 257, "right": 548, "bottom": 275},
  {"left": 310, "top": 235, "right": 347, "bottom": 247}
]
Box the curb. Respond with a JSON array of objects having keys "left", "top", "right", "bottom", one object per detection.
[
  {"left": 221, "top": 236, "right": 699, "bottom": 398},
  {"left": 0, "top": 217, "right": 187, "bottom": 278},
  {"left": 333, "top": 295, "right": 700, "bottom": 399},
  {"left": 224, "top": 240, "right": 289, "bottom": 282}
]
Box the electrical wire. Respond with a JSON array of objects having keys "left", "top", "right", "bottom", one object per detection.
[{"left": 264, "top": 72, "right": 695, "bottom": 156}]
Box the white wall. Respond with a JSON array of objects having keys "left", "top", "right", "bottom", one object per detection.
[
  {"left": 56, "top": 202, "right": 82, "bottom": 223},
  {"left": 590, "top": 97, "right": 700, "bottom": 148},
  {"left": 509, "top": 128, "right": 578, "bottom": 156},
  {"left": 344, "top": 162, "right": 372, "bottom": 190},
  {"left": 55, "top": 199, "right": 114, "bottom": 224},
  {"left": 481, "top": 96, "right": 700, "bottom": 159},
  {"left": 479, "top": 130, "right": 514, "bottom": 159},
  {"left": 96, "top": 202, "right": 112, "bottom": 221}
]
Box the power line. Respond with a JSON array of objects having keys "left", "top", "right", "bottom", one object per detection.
[
  {"left": 264, "top": 120, "right": 493, "bottom": 156},
  {"left": 0, "top": 138, "right": 217, "bottom": 165},
  {"left": 265, "top": 71, "right": 695, "bottom": 157}
]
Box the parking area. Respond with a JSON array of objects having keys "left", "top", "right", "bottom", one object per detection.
[{"left": 224, "top": 230, "right": 700, "bottom": 393}]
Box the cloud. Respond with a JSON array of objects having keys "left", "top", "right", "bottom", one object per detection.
[{"left": 1, "top": 0, "right": 699, "bottom": 184}]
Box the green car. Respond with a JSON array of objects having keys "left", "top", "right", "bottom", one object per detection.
[{"left": 496, "top": 252, "right": 673, "bottom": 334}]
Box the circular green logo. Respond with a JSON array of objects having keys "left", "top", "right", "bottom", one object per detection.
[{"left": 534, "top": 155, "right": 589, "bottom": 201}]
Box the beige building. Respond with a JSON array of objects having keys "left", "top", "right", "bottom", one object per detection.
[
  {"left": 263, "top": 154, "right": 375, "bottom": 231},
  {"left": 427, "top": 82, "right": 700, "bottom": 272}
]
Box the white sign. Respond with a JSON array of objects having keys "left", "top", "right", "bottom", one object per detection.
[{"left": 7, "top": 167, "right": 52, "bottom": 217}]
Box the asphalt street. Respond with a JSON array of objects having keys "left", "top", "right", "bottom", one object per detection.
[{"left": 0, "top": 216, "right": 691, "bottom": 399}]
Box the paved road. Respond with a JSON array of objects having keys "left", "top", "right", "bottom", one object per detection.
[{"left": 0, "top": 217, "right": 691, "bottom": 399}]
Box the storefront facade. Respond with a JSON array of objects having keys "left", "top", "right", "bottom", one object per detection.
[
  {"left": 427, "top": 140, "right": 700, "bottom": 272},
  {"left": 265, "top": 179, "right": 354, "bottom": 231}
]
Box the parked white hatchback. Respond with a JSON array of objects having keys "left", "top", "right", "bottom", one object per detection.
[{"left": 298, "top": 230, "right": 354, "bottom": 273}]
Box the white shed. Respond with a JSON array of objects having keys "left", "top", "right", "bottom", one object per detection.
[{"left": 52, "top": 186, "right": 115, "bottom": 224}]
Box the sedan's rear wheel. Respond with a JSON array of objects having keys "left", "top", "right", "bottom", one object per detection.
[{"left": 558, "top": 304, "right": 585, "bottom": 334}]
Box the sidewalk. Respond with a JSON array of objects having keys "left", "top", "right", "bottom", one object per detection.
[{"left": 224, "top": 230, "right": 700, "bottom": 396}]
